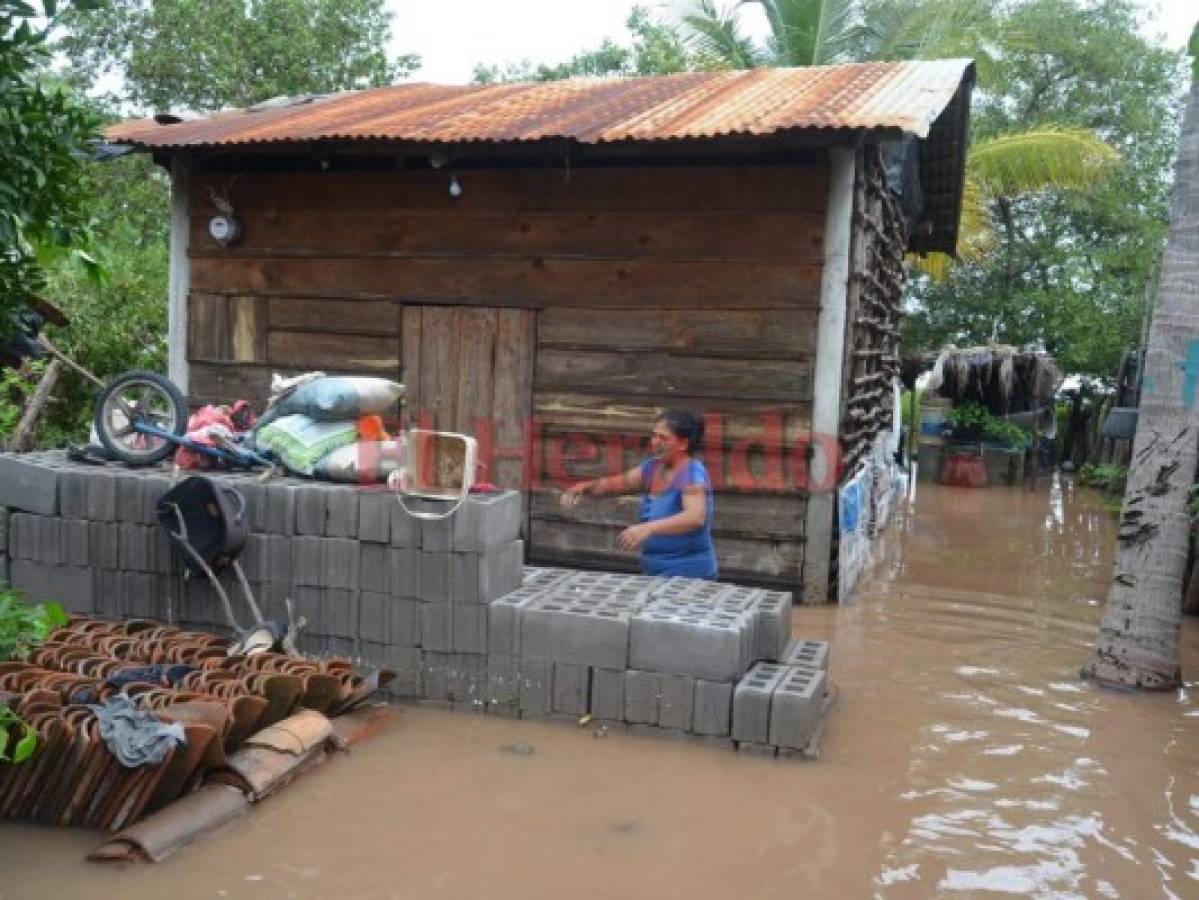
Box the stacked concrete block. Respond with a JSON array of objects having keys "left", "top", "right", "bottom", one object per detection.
[
  {"left": 732, "top": 661, "right": 830, "bottom": 756},
  {"left": 629, "top": 600, "right": 754, "bottom": 682},
  {"left": 768, "top": 666, "right": 828, "bottom": 751},
  {"left": 782, "top": 638, "right": 829, "bottom": 673},
  {"left": 732, "top": 662, "right": 790, "bottom": 747}
]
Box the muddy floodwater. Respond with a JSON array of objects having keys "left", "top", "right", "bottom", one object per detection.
[{"left": 5, "top": 478, "right": 1199, "bottom": 898}]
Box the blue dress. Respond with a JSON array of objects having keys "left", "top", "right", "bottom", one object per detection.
[{"left": 637, "top": 458, "right": 718, "bottom": 579}]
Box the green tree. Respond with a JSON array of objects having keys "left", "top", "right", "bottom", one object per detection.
[
  {"left": 474, "top": 6, "right": 692, "bottom": 83},
  {"left": 58, "top": 0, "right": 419, "bottom": 112},
  {"left": 0, "top": 0, "right": 99, "bottom": 339},
  {"left": 902, "top": 0, "right": 1183, "bottom": 377}
]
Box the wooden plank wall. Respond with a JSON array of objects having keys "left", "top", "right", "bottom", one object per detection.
[{"left": 186, "top": 163, "right": 827, "bottom": 588}]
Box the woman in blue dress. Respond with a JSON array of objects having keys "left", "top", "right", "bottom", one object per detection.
[{"left": 560, "top": 409, "right": 717, "bottom": 579}]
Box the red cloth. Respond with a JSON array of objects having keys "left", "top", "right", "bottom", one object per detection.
[{"left": 173, "top": 403, "right": 254, "bottom": 469}]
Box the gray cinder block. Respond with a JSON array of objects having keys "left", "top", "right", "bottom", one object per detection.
[
  {"left": 415, "top": 498, "right": 455, "bottom": 552},
  {"left": 10, "top": 560, "right": 93, "bottom": 612},
  {"left": 518, "top": 657, "right": 553, "bottom": 716},
  {"left": 452, "top": 604, "right": 488, "bottom": 654},
  {"left": 736, "top": 742, "right": 778, "bottom": 757},
  {"left": 115, "top": 473, "right": 144, "bottom": 522},
  {"left": 629, "top": 602, "right": 753, "bottom": 681},
  {"left": 239, "top": 533, "right": 269, "bottom": 582},
  {"left": 357, "top": 490, "right": 391, "bottom": 543},
  {"left": 388, "top": 496, "right": 419, "bottom": 548},
  {"left": 119, "top": 571, "right": 159, "bottom": 619},
  {"left": 323, "top": 588, "right": 358, "bottom": 639},
  {"left": 0, "top": 553, "right": 8, "bottom": 588},
  {"left": 768, "top": 667, "right": 827, "bottom": 750},
  {"left": 693, "top": 680, "right": 733, "bottom": 736},
  {"left": 30, "top": 516, "right": 64, "bottom": 565},
  {"left": 551, "top": 662, "right": 591, "bottom": 716},
  {"left": 486, "top": 586, "right": 542, "bottom": 657},
  {"left": 451, "top": 541, "right": 524, "bottom": 604},
  {"left": 264, "top": 481, "right": 296, "bottom": 535},
  {"left": 421, "top": 602, "right": 452, "bottom": 652},
  {"left": 423, "top": 651, "right": 453, "bottom": 700},
  {"left": 388, "top": 548, "right": 420, "bottom": 598},
  {"left": 754, "top": 590, "right": 794, "bottom": 661},
  {"left": 590, "top": 668, "right": 625, "bottom": 721},
  {"left": 321, "top": 538, "right": 359, "bottom": 590},
  {"left": 520, "top": 594, "right": 643, "bottom": 670},
  {"left": 358, "top": 590, "right": 387, "bottom": 642},
  {"left": 89, "top": 522, "right": 120, "bottom": 569},
  {"left": 485, "top": 655, "right": 520, "bottom": 708},
  {"left": 359, "top": 644, "right": 422, "bottom": 698},
  {"left": 139, "top": 472, "right": 172, "bottom": 526},
  {"left": 324, "top": 487, "right": 358, "bottom": 538},
  {"left": 326, "top": 636, "right": 358, "bottom": 659},
  {"left": 446, "top": 654, "right": 485, "bottom": 705},
  {"left": 62, "top": 519, "right": 89, "bottom": 567},
  {"left": 658, "top": 674, "right": 695, "bottom": 731},
  {"left": 8, "top": 513, "right": 36, "bottom": 561},
  {"left": 359, "top": 543, "right": 390, "bottom": 594},
  {"left": 452, "top": 490, "right": 522, "bottom": 551},
  {"left": 294, "top": 483, "right": 328, "bottom": 535},
  {"left": 521, "top": 566, "right": 572, "bottom": 589},
  {"left": 57, "top": 470, "right": 88, "bottom": 519},
  {"left": 732, "top": 662, "right": 789, "bottom": 744},
  {"left": 93, "top": 568, "right": 122, "bottom": 618},
  {"left": 85, "top": 471, "right": 117, "bottom": 521},
  {"left": 293, "top": 536, "right": 325, "bottom": 587},
  {"left": 624, "top": 669, "right": 659, "bottom": 725},
  {"left": 266, "top": 534, "right": 293, "bottom": 586},
  {"left": 421, "top": 552, "right": 451, "bottom": 603},
  {"left": 118, "top": 522, "right": 152, "bottom": 571},
  {"left": 782, "top": 638, "right": 829, "bottom": 672},
  {"left": 292, "top": 585, "right": 327, "bottom": 637},
  {"left": 0, "top": 455, "right": 59, "bottom": 515}
]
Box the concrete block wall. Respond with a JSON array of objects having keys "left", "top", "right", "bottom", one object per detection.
[
  {"left": 0, "top": 452, "right": 828, "bottom": 757},
  {"left": 0, "top": 454, "right": 523, "bottom": 697}
]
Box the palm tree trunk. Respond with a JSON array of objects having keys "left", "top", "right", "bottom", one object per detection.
[{"left": 1081, "top": 79, "right": 1199, "bottom": 690}]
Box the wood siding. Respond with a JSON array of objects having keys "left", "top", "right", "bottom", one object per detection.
[{"left": 185, "top": 163, "right": 827, "bottom": 589}]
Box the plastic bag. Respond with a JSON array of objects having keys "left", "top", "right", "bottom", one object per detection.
[
  {"left": 274, "top": 376, "right": 403, "bottom": 422},
  {"left": 255, "top": 414, "right": 358, "bottom": 476},
  {"left": 313, "top": 439, "right": 406, "bottom": 484}
]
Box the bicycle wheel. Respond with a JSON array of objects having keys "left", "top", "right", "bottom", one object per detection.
[{"left": 94, "top": 370, "right": 188, "bottom": 465}]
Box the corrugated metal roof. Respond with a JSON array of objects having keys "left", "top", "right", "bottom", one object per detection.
[{"left": 106, "top": 60, "right": 974, "bottom": 149}]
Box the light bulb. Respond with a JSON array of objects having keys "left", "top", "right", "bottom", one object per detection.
[{"left": 449, "top": 175, "right": 463, "bottom": 198}]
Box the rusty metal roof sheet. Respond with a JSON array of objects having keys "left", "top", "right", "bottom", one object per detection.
[{"left": 106, "top": 60, "right": 974, "bottom": 149}]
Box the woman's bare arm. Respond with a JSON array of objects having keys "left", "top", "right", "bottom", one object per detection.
[
  {"left": 618, "top": 484, "right": 707, "bottom": 550},
  {"left": 560, "top": 465, "right": 644, "bottom": 509}
]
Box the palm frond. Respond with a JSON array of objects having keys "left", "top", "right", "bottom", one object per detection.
[
  {"left": 749, "top": 0, "right": 855, "bottom": 66},
  {"left": 968, "top": 126, "right": 1119, "bottom": 196},
  {"left": 681, "top": 0, "right": 762, "bottom": 69},
  {"left": 868, "top": 0, "right": 991, "bottom": 62},
  {"left": 910, "top": 170, "right": 993, "bottom": 279}
]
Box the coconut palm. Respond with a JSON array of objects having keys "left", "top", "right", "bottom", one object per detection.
[
  {"left": 678, "top": 0, "right": 1117, "bottom": 276},
  {"left": 1081, "top": 39, "right": 1199, "bottom": 691}
]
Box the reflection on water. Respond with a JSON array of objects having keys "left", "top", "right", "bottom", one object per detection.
[{"left": 3, "top": 477, "right": 1199, "bottom": 899}]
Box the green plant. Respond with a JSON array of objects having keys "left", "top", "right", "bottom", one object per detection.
[
  {"left": 0, "top": 588, "right": 67, "bottom": 661},
  {"left": 0, "top": 706, "right": 37, "bottom": 764},
  {"left": 1078, "top": 462, "right": 1129, "bottom": 495},
  {"left": 946, "top": 401, "right": 1032, "bottom": 448}
]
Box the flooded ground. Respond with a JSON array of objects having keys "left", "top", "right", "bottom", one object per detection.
[{"left": 4, "top": 477, "right": 1199, "bottom": 899}]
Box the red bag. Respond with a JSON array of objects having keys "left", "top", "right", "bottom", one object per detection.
[{"left": 942, "top": 452, "right": 987, "bottom": 488}]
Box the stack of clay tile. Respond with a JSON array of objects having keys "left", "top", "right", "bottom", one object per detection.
[{"left": 0, "top": 615, "right": 391, "bottom": 831}]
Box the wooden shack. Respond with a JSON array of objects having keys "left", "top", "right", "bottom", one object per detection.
[{"left": 107, "top": 61, "right": 974, "bottom": 600}]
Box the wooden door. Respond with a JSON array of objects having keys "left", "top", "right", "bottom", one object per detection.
[{"left": 400, "top": 306, "right": 535, "bottom": 497}]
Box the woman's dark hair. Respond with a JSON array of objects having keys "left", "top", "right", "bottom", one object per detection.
[{"left": 657, "top": 408, "right": 704, "bottom": 454}]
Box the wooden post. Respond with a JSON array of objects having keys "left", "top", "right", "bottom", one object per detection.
[{"left": 9, "top": 358, "right": 63, "bottom": 452}]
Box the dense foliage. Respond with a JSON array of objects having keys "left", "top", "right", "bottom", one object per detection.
[
  {"left": 58, "top": 0, "right": 417, "bottom": 111},
  {"left": 0, "top": 0, "right": 99, "bottom": 340},
  {"left": 0, "top": 0, "right": 420, "bottom": 447},
  {"left": 901, "top": 0, "right": 1184, "bottom": 378}
]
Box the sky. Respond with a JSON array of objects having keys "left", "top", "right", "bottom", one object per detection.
[{"left": 389, "top": 0, "right": 1197, "bottom": 85}]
